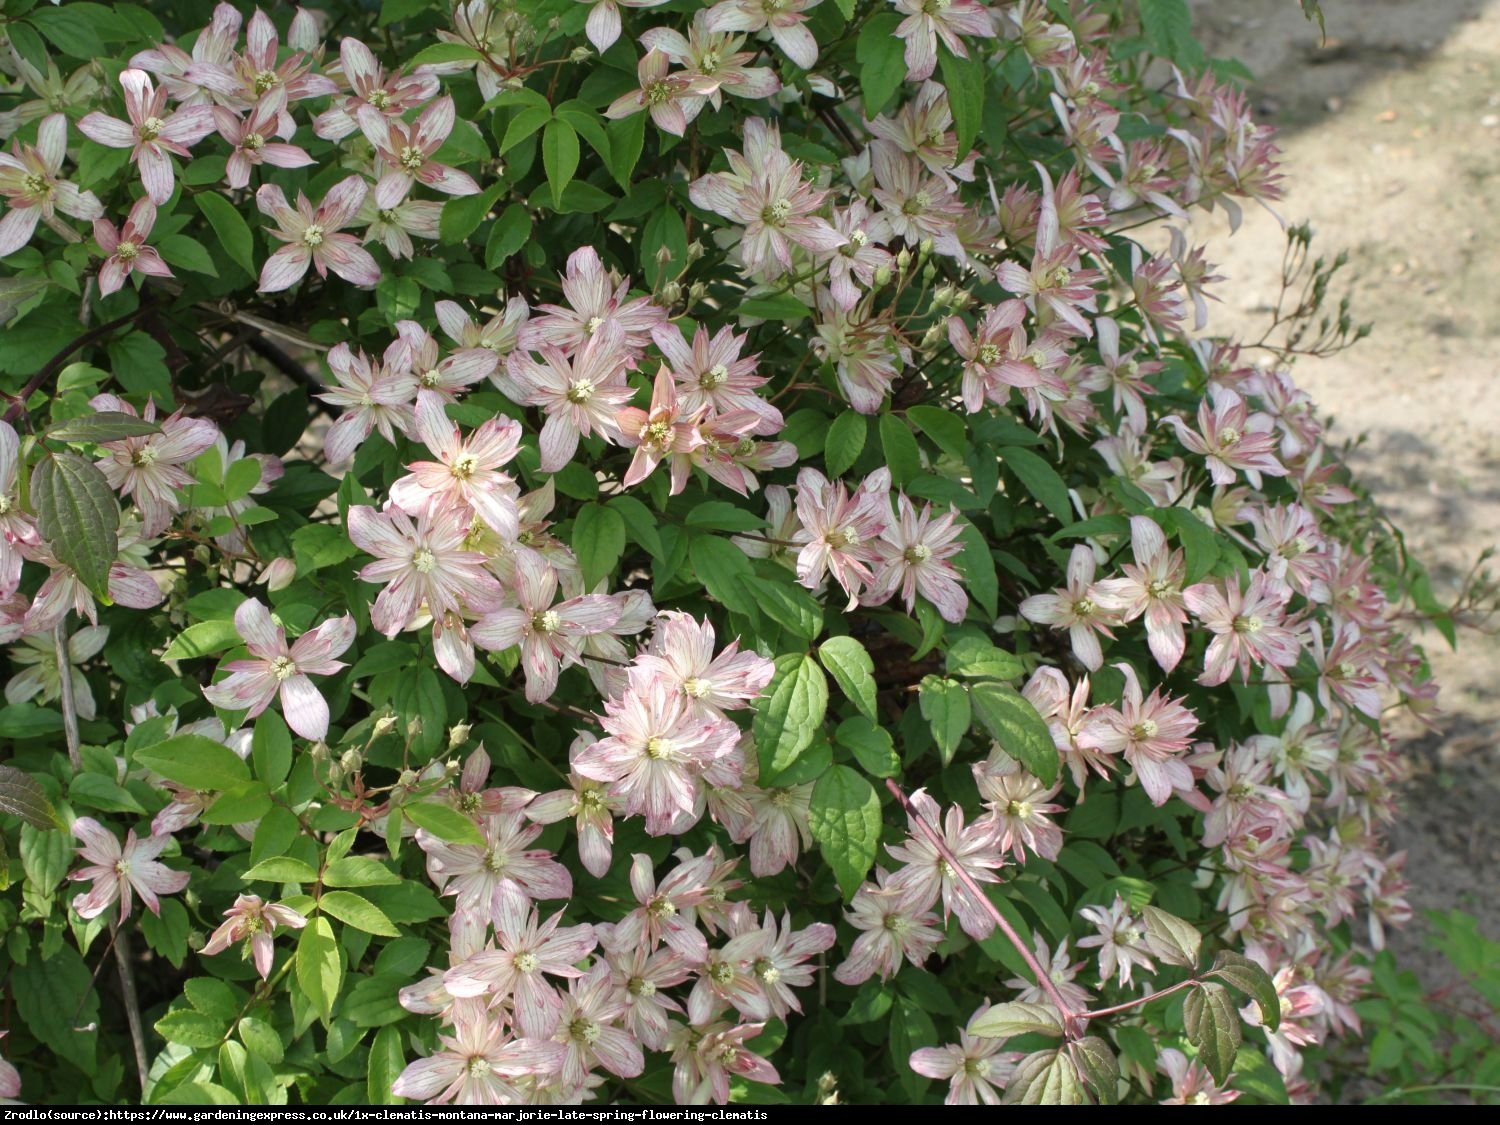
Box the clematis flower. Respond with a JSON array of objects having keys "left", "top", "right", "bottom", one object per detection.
[
  {"left": 347, "top": 503, "right": 503, "bottom": 638},
  {"left": 705, "top": 0, "right": 823, "bottom": 71},
  {"left": 78, "top": 69, "right": 215, "bottom": 204},
  {"left": 890, "top": 0, "right": 997, "bottom": 83},
  {"left": 1090, "top": 664, "right": 1200, "bottom": 806},
  {"left": 390, "top": 1013, "right": 565, "bottom": 1105},
  {"left": 835, "top": 868, "right": 947, "bottom": 985},
  {"left": 88, "top": 393, "right": 219, "bottom": 538},
  {"left": 555, "top": 964, "right": 645, "bottom": 1087},
  {"left": 0, "top": 421, "right": 39, "bottom": 595},
  {"left": 214, "top": 87, "right": 314, "bottom": 189},
  {"left": 202, "top": 598, "right": 355, "bottom": 740},
  {"left": 1163, "top": 385, "right": 1286, "bottom": 488},
  {"left": 791, "top": 467, "right": 891, "bottom": 609},
  {"left": 1108, "top": 515, "right": 1189, "bottom": 673},
  {"left": 0, "top": 113, "right": 103, "bottom": 258},
  {"left": 909, "top": 1003, "right": 1024, "bottom": 1105},
  {"left": 436, "top": 297, "right": 531, "bottom": 371},
  {"left": 390, "top": 390, "right": 522, "bottom": 538},
  {"left": 520, "top": 246, "right": 666, "bottom": 356},
  {"left": 1019, "top": 544, "right": 1128, "bottom": 671},
  {"left": 359, "top": 95, "right": 480, "bottom": 209},
  {"left": 1158, "top": 1047, "right": 1241, "bottom": 1104},
  {"left": 973, "top": 754, "right": 1064, "bottom": 862},
  {"left": 866, "top": 495, "right": 968, "bottom": 623},
  {"left": 633, "top": 611, "right": 775, "bottom": 718},
  {"left": 201, "top": 893, "right": 308, "bottom": 979},
  {"left": 1182, "top": 570, "right": 1300, "bottom": 686},
  {"left": 314, "top": 36, "right": 440, "bottom": 142},
  {"left": 1077, "top": 893, "right": 1156, "bottom": 987},
  {"left": 949, "top": 300, "right": 1051, "bottom": 413},
  {"left": 394, "top": 320, "right": 499, "bottom": 401},
  {"left": 616, "top": 365, "right": 705, "bottom": 491},
  {"left": 639, "top": 14, "right": 781, "bottom": 107},
  {"left": 670, "top": 1020, "right": 780, "bottom": 1107},
  {"left": 886, "top": 789, "right": 1007, "bottom": 940},
  {"left": 93, "top": 198, "right": 172, "bottom": 298},
  {"left": 505, "top": 321, "right": 634, "bottom": 471},
  {"left": 256, "top": 176, "right": 381, "bottom": 292},
  {"left": 319, "top": 340, "right": 418, "bottom": 465},
  {"left": 526, "top": 734, "right": 624, "bottom": 878},
  {"left": 183, "top": 8, "right": 337, "bottom": 110},
  {"left": 604, "top": 50, "right": 717, "bottom": 137},
  {"left": 741, "top": 779, "right": 814, "bottom": 877},
  {"left": 577, "top": 0, "right": 673, "bottom": 53},
  {"left": 4, "top": 624, "right": 108, "bottom": 720},
  {"left": 69, "top": 817, "right": 189, "bottom": 919},
  {"left": 128, "top": 1, "right": 241, "bottom": 106},
  {"left": 417, "top": 810, "right": 572, "bottom": 920},
  {"left": 824, "top": 201, "right": 895, "bottom": 311},
  {"left": 356, "top": 194, "right": 443, "bottom": 260},
  {"left": 651, "top": 322, "right": 781, "bottom": 435}
]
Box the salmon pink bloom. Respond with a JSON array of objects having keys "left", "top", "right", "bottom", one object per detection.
[
  {"left": 69, "top": 817, "right": 189, "bottom": 919},
  {"left": 203, "top": 599, "right": 354, "bottom": 740},
  {"left": 360, "top": 95, "right": 480, "bottom": 209},
  {"left": 93, "top": 197, "right": 172, "bottom": 297},
  {"left": 87, "top": 393, "right": 218, "bottom": 537},
  {"left": 834, "top": 867, "right": 946, "bottom": 985},
  {"left": 78, "top": 69, "right": 215, "bottom": 204},
  {"left": 390, "top": 390, "right": 522, "bottom": 538},
  {"left": 633, "top": 611, "right": 775, "bottom": 718},
  {"left": 867, "top": 495, "right": 968, "bottom": 623},
  {"left": 214, "top": 87, "right": 314, "bottom": 189},
  {"left": 314, "top": 37, "right": 440, "bottom": 142},
  {"left": 347, "top": 503, "right": 503, "bottom": 637},
  {"left": 617, "top": 365, "right": 705, "bottom": 491},
  {"left": 791, "top": 467, "right": 891, "bottom": 609},
  {"left": 201, "top": 893, "right": 308, "bottom": 979},
  {"left": 1019, "top": 544, "right": 1129, "bottom": 671},
  {"left": 319, "top": 340, "right": 418, "bottom": 465},
  {"left": 705, "top": 0, "right": 822, "bottom": 70},
  {"left": 389, "top": 1013, "right": 564, "bottom": 1105},
  {"left": 505, "top": 322, "right": 634, "bottom": 471},
  {"left": 256, "top": 175, "right": 380, "bottom": 292},
  {"left": 909, "top": 1003, "right": 1024, "bottom": 1105},
  {"left": 1091, "top": 664, "right": 1200, "bottom": 806},
  {"left": 1183, "top": 570, "right": 1301, "bottom": 686},
  {"left": 0, "top": 113, "right": 103, "bottom": 257},
  {"left": 891, "top": 0, "right": 997, "bottom": 82},
  {"left": 470, "top": 552, "right": 621, "bottom": 702}
]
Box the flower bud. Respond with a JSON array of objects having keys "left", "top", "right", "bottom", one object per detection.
[
  {"left": 257, "top": 557, "right": 296, "bottom": 592},
  {"left": 688, "top": 281, "right": 708, "bottom": 303},
  {"left": 448, "top": 722, "right": 472, "bottom": 750},
  {"left": 873, "top": 264, "right": 893, "bottom": 287},
  {"left": 686, "top": 240, "right": 705, "bottom": 263},
  {"left": 373, "top": 713, "right": 399, "bottom": 737},
  {"left": 398, "top": 768, "right": 419, "bottom": 789},
  {"left": 895, "top": 249, "right": 912, "bottom": 271},
  {"left": 406, "top": 715, "right": 423, "bottom": 740},
  {"left": 339, "top": 749, "right": 363, "bottom": 774},
  {"left": 660, "top": 281, "right": 682, "bottom": 306},
  {"left": 569, "top": 46, "right": 593, "bottom": 63}
]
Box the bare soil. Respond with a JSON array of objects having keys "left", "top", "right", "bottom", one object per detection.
[{"left": 1185, "top": 0, "right": 1500, "bottom": 1029}]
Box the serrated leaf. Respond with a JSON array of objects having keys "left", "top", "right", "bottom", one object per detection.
[
  {"left": 918, "top": 675, "right": 969, "bottom": 764},
  {"left": 196, "top": 191, "right": 257, "bottom": 277},
  {"left": 690, "top": 535, "right": 758, "bottom": 617},
  {"left": 202, "top": 780, "right": 272, "bottom": 824},
  {"left": 833, "top": 716, "right": 898, "bottom": 778},
  {"left": 818, "top": 636, "right": 877, "bottom": 721},
  {"left": 44, "top": 411, "right": 161, "bottom": 442},
  {"left": 30, "top": 451, "right": 120, "bottom": 600},
  {"left": 742, "top": 575, "right": 822, "bottom": 642},
  {"left": 808, "top": 765, "right": 881, "bottom": 900},
  {"left": 0, "top": 764, "right": 63, "bottom": 829},
  {"left": 1184, "top": 981, "right": 1241, "bottom": 1084},
  {"left": 402, "top": 800, "right": 486, "bottom": 846},
  {"left": 319, "top": 890, "right": 401, "bottom": 937},
  {"left": 573, "top": 502, "right": 625, "bottom": 587},
  {"left": 824, "top": 412, "right": 867, "bottom": 478},
  {"left": 242, "top": 857, "right": 319, "bottom": 883},
  {"left": 1141, "top": 905, "right": 1202, "bottom": 968},
  {"left": 1139, "top": 0, "right": 1206, "bottom": 68},
  {"left": 135, "top": 734, "right": 251, "bottom": 791},
  {"left": 968, "top": 1001, "right": 1065, "bottom": 1041},
  {"left": 752, "top": 654, "right": 828, "bottom": 782},
  {"left": 1002, "top": 446, "right": 1072, "bottom": 523},
  {"left": 13, "top": 942, "right": 97, "bottom": 1072},
  {"left": 1208, "top": 949, "right": 1281, "bottom": 1030},
  {"left": 296, "top": 916, "right": 342, "bottom": 1022},
  {"left": 1069, "top": 1036, "right": 1120, "bottom": 1105},
  {"left": 1005, "top": 1048, "right": 1085, "bottom": 1105},
  {"left": 969, "top": 681, "right": 1059, "bottom": 785},
  {"left": 323, "top": 856, "right": 402, "bottom": 888},
  {"left": 155, "top": 1009, "right": 226, "bottom": 1049}
]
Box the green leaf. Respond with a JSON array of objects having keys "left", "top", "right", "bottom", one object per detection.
[
  {"left": 296, "top": 916, "right": 343, "bottom": 1023},
  {"left": 69, "top": 771, "right": 146, "bottom": 814},
  {"left": 1141, "top": 905, "right": 1202, "bottom": 968},
  {"left": 1139, "top": 0, "right": 1207, "bottom": 68},
  {"left": 834, "top": 716, "right": 899, "bottom": 778},
  {"left": 1069, "top": 1037, "right": 1121, "bottom": 1105},
  {"left": 44, "top": 411, "right": 161, "bottom": 442},
  {"left": 0, "top": 703, "right": 64, "bottom": 739},
  {"left": 969, "top": 1001, "right": 1065, "bottom": 1040},
  {"left": 157, "top": 233, "right": 219, "bottom": 277},
  {"left": 243, "top": 857, "right": 319, "bottom": 883},
  {"left": 857, "top": 14, "right": 908, "bottom": 116},
  {"left": 945, "top": 635, "right": 1025, "bottom": 680},
  {"left": 833, "top": 0, "right": 857, "bottom": 17},
  {"left": 195, "top": 191, "right": 257, "bottom": 277},
  {"left": 21, "top": 824, "right": 71, "bottom": 893},
  {"left": 642, "top": 206, "right": 688, "bottom": 288},
  {"left": 29, "top": 3, "right": 108, "bottom": 59},
  {"left": 918, "top": 675, "right": 970, "bottom": 764},
  {"left": 685, "top": 502, "right": 765, "bottom": 532},
  {"left": 319, "top": 890, "right": 401, "bottom": 937},
  {"left": 369, "top": 1024, "right": 407, "bottom": 1104},
  {"left": 156, "top": 1009, "right": 227, "bottom": 1049},
  {"left": 30, "top": 451, "right": 120, "bottom": 600},
  {"left": 808, "top": 765, "right": 882, "bottom": 899},
  {"left": 485, "top": 204, "right": 532, "bottom": 269},
  {"left": 1159, "top": 506, "right": 1221, "bottom": 584},
  {"left": 13, "top": 943, "right": 97, "bottom": 1072},
  {"left": 818, "top": 636, "right": 878, "bottom": 721},
  {"left": 824, "top": 412, "right": 868, "bottom": 478},
  {"left": 1208, "top": 949, "right": 1281, "bottom": 1030},
  {"left": 185, "top": 977, "right": 242, "bottom": 1022},
  {"left": 753, "top": 655, "right": 828, "bottom": 782},
  {"left": 1003, "top": 446, "right": 1073, "bottom": 523},
  {"left": 402, "top": 801, "right": 486, "bottom": 846},
  {"left": 202, "top": 780, "right": 272, "bottom": 824},
  {"left": 878, "top": 413, "right": 922, "bottom": 487},
  {"left": 0, "top": 764, "right": 63, "bottom": 829},
  {"left": 1184, "top": 981, "right": 1241, "bottom": 1085},
  {"left": 140, "top": 898, "right": 191, "bottom": 967},
  {"left": 162, "top": 619, "right": 242, "bottom": 661},
  {"left": 323, "top": 856, "right": 402, "bottom": 888},
  {"left": 907, "top": 404, "right": 968, "bottom": 460},
  {"left": 222, "top": 457, "right": 263, "bottom": 502},
  {"left": 105, "top": 332, "right": 170, "bottom": 398},
  {"left": 237, "top": 1017, "right": 284, "bottom": 1065},
  {"left": 689, "top": 536, "right": 758, "bottom": 617},
  {"left": 440, "top": 180, "right": 507, "bottom": 245},
  {"left": 937, "top": 44, "right": 986, "bottom": 156},
  {"left": 542, "top": 118, "right": 580, "bottom": 208},
  {"left": 606, "top": 112, "right": 646, "bottom": 190},
  {"left": 1004, "top": 1048, "right": 1086, "bottom": 1105},
  {"left": 970, "top": 681, "right": 1059, "bottom": 785},
  {"left": 737, "top": 293, "right": 811, "bottom": 322},
  {"left": 252, "top": 711, "right": 293, "bottom": 789},
  {"left": 742, "top": 575, "right": 823, "bottom": 642},
  {"left": 573, "top": 502, "right": 626, "bottom": 587},
  {"left": 135, "top": 734, "right": 251, "bottom": 791}
]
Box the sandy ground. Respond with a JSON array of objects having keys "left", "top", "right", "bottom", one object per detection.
[{"left": 1185, "top": 0, "right": 1500, "bottom": 1020}]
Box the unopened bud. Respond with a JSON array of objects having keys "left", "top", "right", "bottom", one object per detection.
[
  {"left": 444, "top": 758, "right": 463, "bottom": 776},
  {"left": 308, "top": 741, "right": 330, "bottom": 764},
  {"left": 921, "top": 261, "right": 938, "bottom": 286},
  {"left": 569, "top": 46, "right": 593, "bottom": 63},
  {"left": 654, "top": 245, "right": 675, "bottom": 266},
  {"left": 686, "top": 240, "right": 705, "bottom": 263},
  {"left": 398, "top": 768, "right": 419, "bottom": 788},
  {"left": 373, "top": 713, "right": 399, "bottom": 737},
  {"left": 687, "top": 281, "right": 708, "bottom": 303},
  {"left": 448, "top": 722, "right": 472, "bottom": 750},
  {"left": 918, "top": 238, "right": 935, "bottom": 258},
  {"left": 340, "top": 749, "right": 363, "bottom": 774},
  {"left": 193, "top": 545, "right": 212, "bottom": 567},
  {"left": 660, "top": 281, "right": 682, "bottom": 306},
  {"left": 258, "top": 557, "right": 296, "bottom": 592},
  {"left": 920, "top": 321, "right": 944, "bottom": 348},
  {"left": 406, "top": 715, "right": 423, "bottom": 740},
  {"left": 895, "top": 249, "right": 913, "bottom": 271},
  {"left": 873, "top": 265, "right": 893, "bottom": 287}
]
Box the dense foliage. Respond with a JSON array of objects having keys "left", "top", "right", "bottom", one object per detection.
[{"left": 0, "top": 0, "right": 1448, "bottom": 1107}]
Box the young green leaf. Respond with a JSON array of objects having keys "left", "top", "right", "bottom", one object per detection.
[
  {"left": 29, "top": 451, "right": 120, "bottom": 601},
  {"left": 318, "top": 890, "right": 401, "bottom": 937},
  {"left": 1183, "top": 981, "right": 1241, "bottom": 1084},
  {"left": 918, "top": 675, "right": 970, "bottom": 764},
  {"left": 296, "top": 916, "right": 343, "bottom": 1022},
  {"left": 969, "top": 681, "right": 1059, "bottom": 785},
  {"left": 135, "top": 734, "right": 252, "bottom": 792},
  {"left": 753, "top": 655, "right": 828, "bottom": 781},
  {"left": 808, "top": 765, "right": 882, "bottom": 900},
  {"left": 402, "top": 801, "right": 486, "bottom": 846}
]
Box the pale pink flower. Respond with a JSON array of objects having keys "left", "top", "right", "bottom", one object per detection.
[
  {"left": 973, "top": 755, "right": 1064, "bottom": 862},
  {"left": 93, "top": 195, "right": 171, "bottom": 297},
  {"left": 705, "top": 0, "right": 822, "bottom": 70},
  {"left": 1077, "top": 893, "right": 1156, "bottom": 987},
  {"left": 348, "top": 503, "right": 503, "bottom": 638},
  {"left": 505, "top": 322, "right": 634, "bottom": 471},
  {"left": 19, "top": 528, "right": 164, "bottom": 633},
  {"left": 78, "top": 69, "right": 215, "bottom": 204},
  {"left": 521, "top": 246, "right": 665, "bottom": 356},
  {"left": 866, "top": 495, "right": 968, "bottom": 623},
  {"left": 319, "top": 340, "right": 418, "bottom": 465},
  {"left": 687, "top": 920, "right": 771, "bottom": 1025},
  {"left": 1164, "top": 385, "right": 1286, "bottom": 488},
  {"left": 1091, "top": 664, "right": 1200, "bottom": 806},
  {"left": 1004, "top": 934, "right": 1093, "bottom": 1013},
  {"left": 444, "top": 898, "right": 596, "bottom": 1038},
  {"left": 651, "top": 321, "right": 781, "bottom": 435},
  {"left": 436, "top": 297, "right": 531, "bottom": 372},
  {"left": 0, "top": 1031, "right": 17, "bottom": 1099},
  {"left": 599, "top": 932, "right": 691, "bottom": 1050},
  {"left": 948, "top": 299, "right": 1044, "bottom": 413},
  {"left": 314, "top": 36, "right": 439, "bottom": 141},
  {"left": 390, "top": 390, "right": 522, "bottom": 537},
  {"left": 603, "top": 50, "right": 716, "bottom": 137},
  {"left": 1246, "top": 502, "right": 1328, "bottom": 601},
  {"left": 891, "top": 0, "right": 996, "bottom": 82},
  {"left": 616, "top": 365, "right": 705, "bottom": 491},
  {"left": 669, "top": 1019, "right": 780, "bottom": 1106},
  {"left": 1108, "top": 515, "right": 1189, "bottom": 673},
  {"left": 633, "top": 611, "right": 774, "bottom": 718},
  {"left": 791, "top": 467, "right": 891, "bottom": 609},
  {"left": 1019, "top": 544, "right": 1129, "bottom": 671},
  {"left": 183, "top": 8, "right": 337, "bottom": 110},
  {"left": 639, "top": 13, "right": 781, "bottom": 108},
  {"left": 1157, "top": 1047, "right": 1240, "bottom": 1104},
  {"left": 910, "top": 1003, "right": 1024, "bottom": 1105},
  {"left": 69, "top": 817, "right": 190, "bottom": 919},
  {"left": 360, "top": 95, "right": 480, "bottom": 209},
  {"left": 0, "top": 113, "right": 103, "bottom": 257},
  {"left": 390, "top": 1013, "right": 564, "bottom": 1105},
  {"left": 88, "top": 393, "right": 218, "bottom": 537},
  {"left": 4, "top": 624, "right": 108, "bottom": 721},
  {"left": 128, "top": 2, "right": 241, "bottom": 106},
  {"left": 0, "top": 421, "right": 39, "bottom": 596},
  {"left": 741, "top": 780, "right": 814, "bottom": 876},
  {"left": 201, "top": 893, "right": 308, "bottom": 979},
  {"left": 256, "top": 175, "right": 381, "bottom": 292},
  {"left": 834, "top": 867, "right": 946, "bottom": 985},
  {"left": 1182, "top": 570, "right": 1300, "bottom": 686},
  {"left": 824, "top": 200, "right": 895, "bottom": 311},
  {"left": 886, "top": 790, "right": 1007, "bottom": 940},
  {"left": 202, "top": 601, "right": 354, "bottom": 739},
  {"left": 871, "top": 146, "right": 968, "bottom": 260},
  {"left": 572, "top": 680, "right": 741, "bottom": 835},
  {"left": 394, "top": 320, "right": 499, "bottom": 401},
  {"left": 689, "top": 119, "right": 844, "bottom": 279},
  {"left": 526, "top": 735, "right": 624, "bottom": 879},
  {"left": 740, "top": 910, "right": 835, "bottom": 1020},
  {"left": 214, "top": 87, "right": 314, "bottom": 189},
  {"left": 555, "top": 964, "right": 645, "bottom": 1087},
  {"left": 867, "top": 81, "right": 975, "bottom": 185},
  {"left": 471, "top": 552, "right": 621, "bottom": 702},
  {"left": 356, "top": 193, "right": 443, "bottom": 260},
  {"left": 812, "top": 300, "right": 911, "bottom": 414},
  {"left": 417, "top": 810, "right": 572, "bottom": 920},
  {"left": 608, "top": 851, "right": 716, "bottom": 964}
]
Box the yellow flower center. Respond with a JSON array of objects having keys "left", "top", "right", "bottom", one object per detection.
[
  {"left": 411, "top": 547, "right": 436, "bottom": 573},
  {"left": 398, "top": 144, "right": 425, "bottom": 172},
  {"left": 270, "top": 656, "right": 297, "bottom": 682},
  {"left": 253, "top": 70, "right": 280, "bottom": 95},
  {"left": 139, "top": 116, "right": 165, "bottom": 141},
  {"left": 566, "top": 379, "right": 595, "bottom": 403},
  {"left": 115, "top": 240, "right": 139, "bottom": 262},
  {"left": 243, "top": 132, "right": 265, "bottom": 151},
  {"left": 301, "top": 224, "right": 326, "bottom": 249}
]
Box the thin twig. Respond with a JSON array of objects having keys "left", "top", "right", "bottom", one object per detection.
[
  {"left": 2, "top": 308, "right": 147, "bottom": 424},
  {"left": 113, "top": 922, "right": 150, "bottom": 1096},
  {"left": 53, "top": 621, "right": 82, "bottom": 771}
]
